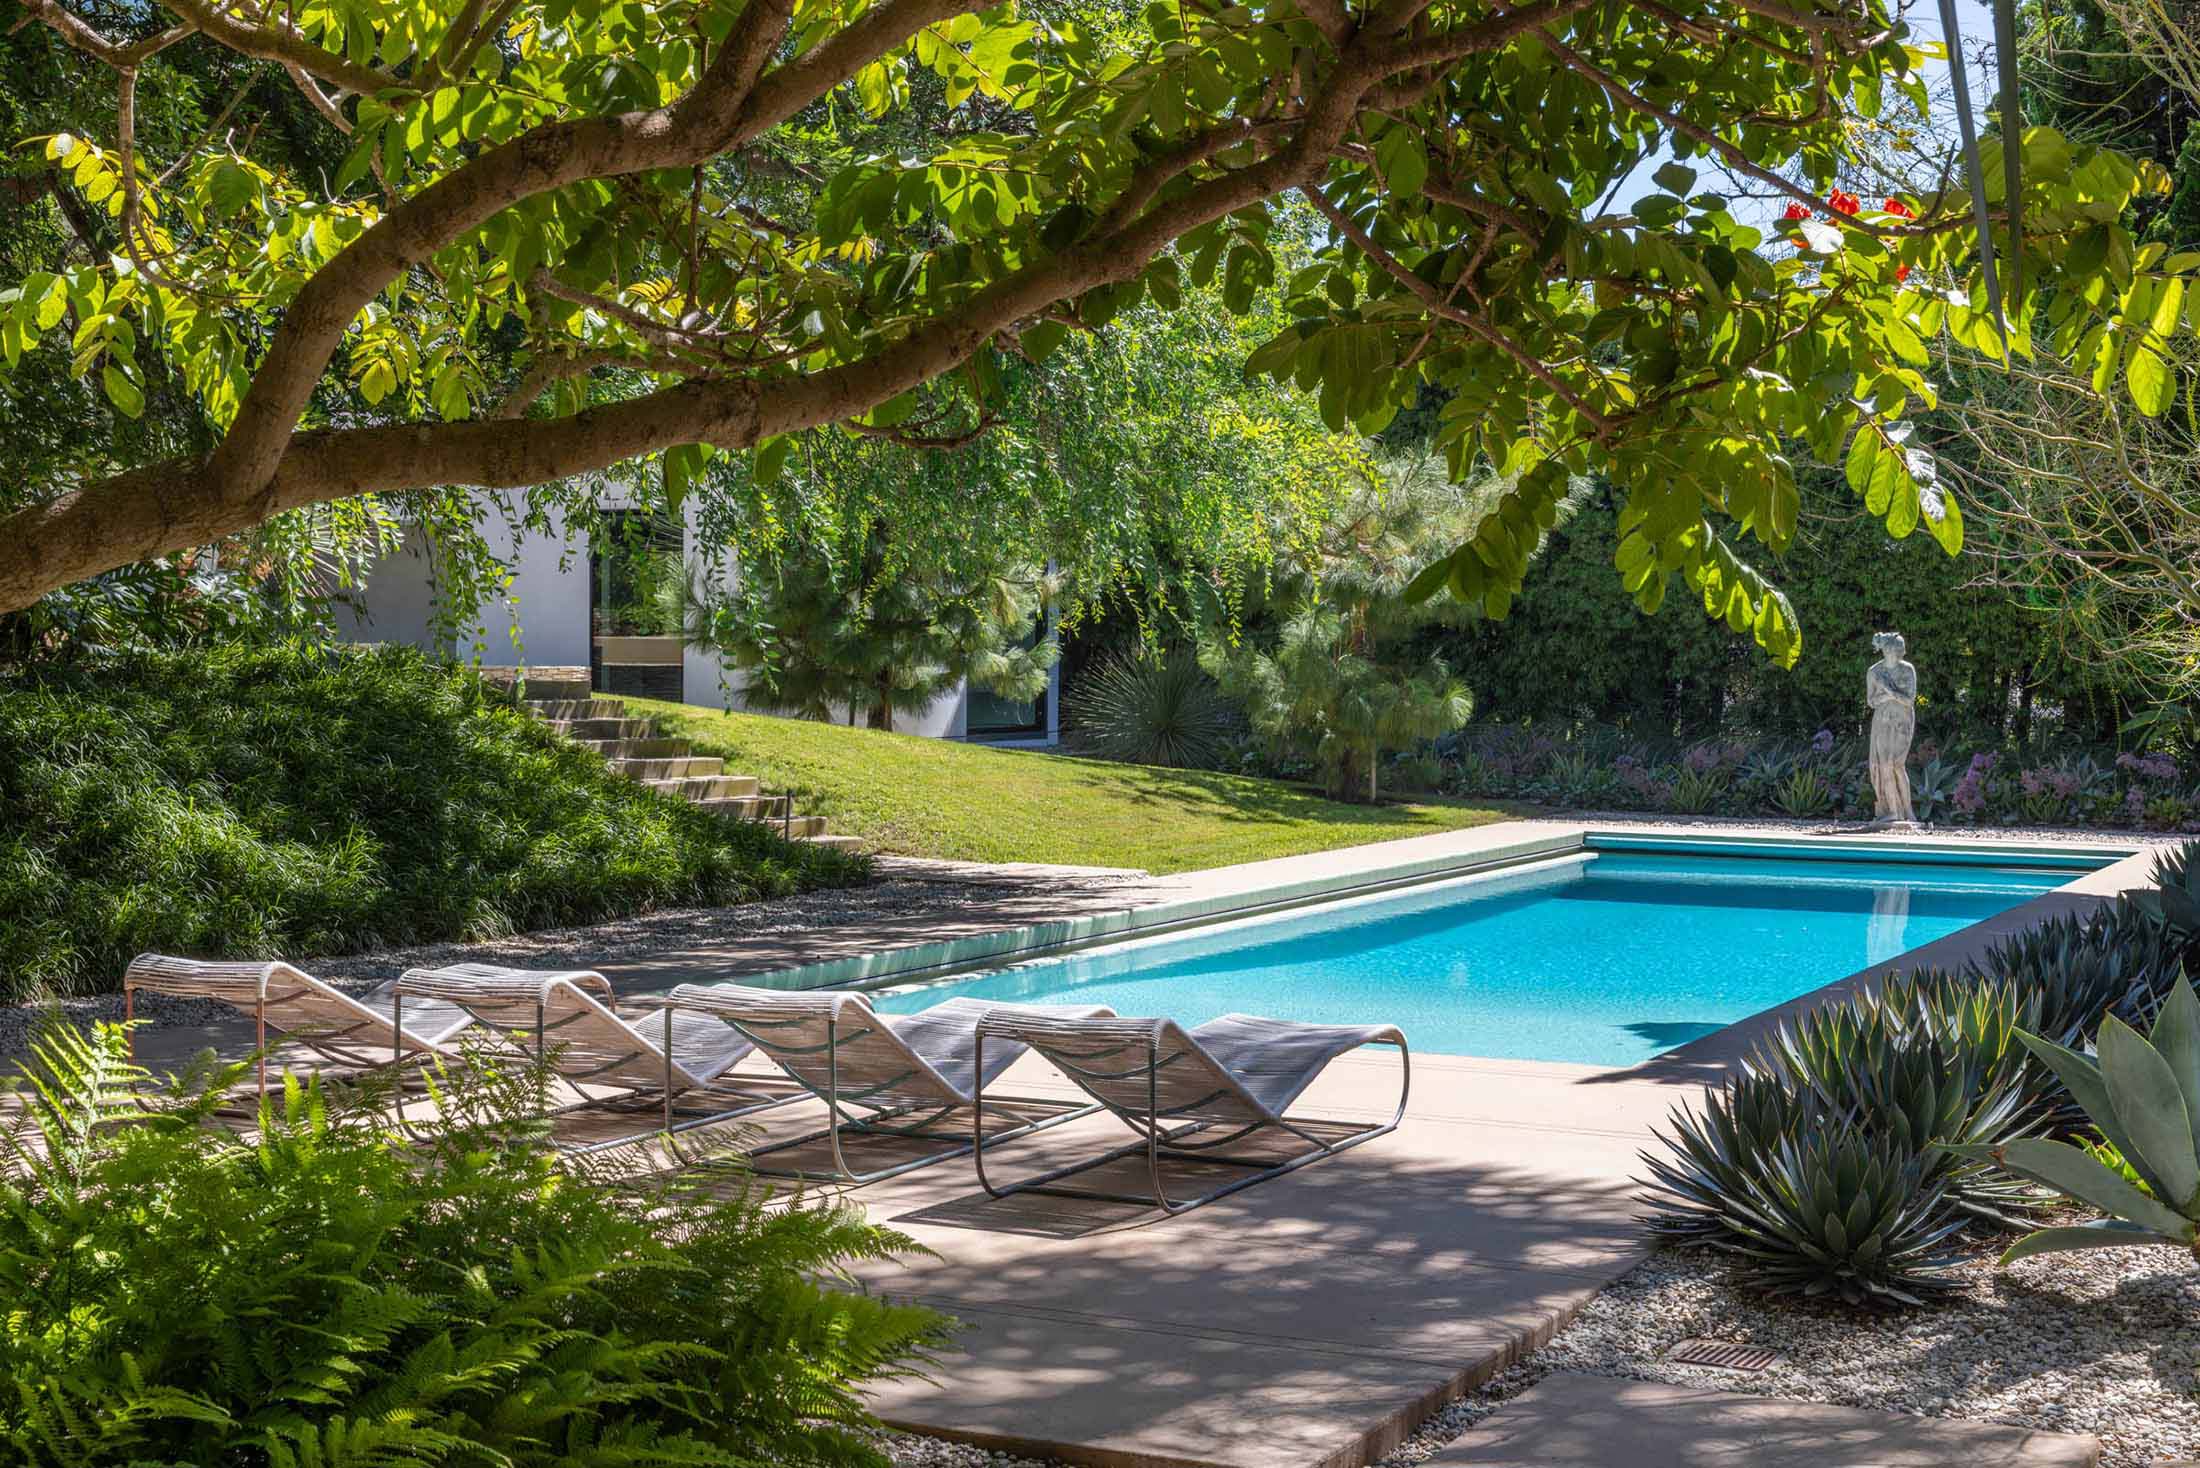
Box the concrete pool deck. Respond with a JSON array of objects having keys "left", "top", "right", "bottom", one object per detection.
[
  {"left": 693, "top": 821, "right": 2156, "bottom": 1467},
  {"left": 95, "top": 818, "right": 2170, "bottom": 1466}
]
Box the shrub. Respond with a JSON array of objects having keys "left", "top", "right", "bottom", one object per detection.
[
  {"left": 1063, "top": 650, "right": 1239, "bottom": 769},
  {"left": 0, "top": 1022, "right": 945, "bottom": 1467},
  {"left": 0, "top": 645, "right": 870, "bottom": 1000}
]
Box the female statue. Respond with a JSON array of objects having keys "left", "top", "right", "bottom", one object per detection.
[{"left": 1865, "top": 631, "right": 1917, "bottom": 824}]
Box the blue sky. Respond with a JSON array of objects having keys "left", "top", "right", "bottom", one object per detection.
[{"left": 1611, "top": 0, "right": 2006, "bottom": 218}]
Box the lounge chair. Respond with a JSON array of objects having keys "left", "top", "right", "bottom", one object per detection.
[
  {"left": 394, "top": 963, "right": 783, "bottom": 1149},
  {"left": 969, "top": 1011, "right": 1410, "bottom": 1214},
  {"left": 122, "top": 953, "right": 478, "bottom": 1097},
  {"left": 655, "top": 984, "right": 1116, "bottom": 1184}
]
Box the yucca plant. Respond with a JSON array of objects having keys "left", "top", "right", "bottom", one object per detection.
[
  {"left": 1063, "top": 650, "right": 1239, "bottom": 769},
  {"left": 1946, "top": 979, "right": 2200, "bottom": 1264},
  {"left": 2131, "top": 839, "right": 2200, "bottom": 960}
]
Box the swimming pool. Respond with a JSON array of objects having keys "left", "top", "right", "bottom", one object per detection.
[{"left": 868, "top": 846, "right": 2107, "bottom": 1066}]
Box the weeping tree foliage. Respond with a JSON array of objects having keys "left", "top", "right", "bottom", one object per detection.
[
  {"left": 1932, "top": 0, "right": 2200, "bottom": 693},
  {"left": 677, "top": 518, "right": 1057, "bottom": 731},
  {"left": 1203, "top": 453, "right": 1518, "bottom": 800},
  {"left": 1, "top": 0, "right": 2194, "bottom": 671}
]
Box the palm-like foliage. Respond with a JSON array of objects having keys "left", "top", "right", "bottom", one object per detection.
[
  {"left": 0, "top": 1022, "right": 944, "bottom": 1468},
  {"left": 1201, "top": 452, "right": 1526, "bottom": 801}
]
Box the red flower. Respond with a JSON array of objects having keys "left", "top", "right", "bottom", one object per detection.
[
  {"left": 1782, "top": 201, "right": 1812, "bottom": 221},
  {"left": 1895, "top": 264, "right": 1912, "bottom": 283},
  {"left": 1883, "top": 197, "right": 1913, "bottom": 219},
  {"left": 1828, "top": 190, "right": 1860, "bottom": 216}
]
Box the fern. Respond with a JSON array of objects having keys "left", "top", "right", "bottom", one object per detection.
[{"left": 0, "top": 1024, "right": 943, "bottom": 1468}]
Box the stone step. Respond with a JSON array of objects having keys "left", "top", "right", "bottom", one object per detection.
[
  {"left": 575, "top": 736, "right": 690, "bottom": 760},
  {"left": 644, "top": 774, "right": 759, "bottom": 801},
  {"left": 802, "top": 831, "right": 862, "bottom": 851},
  {"left": 693, "top": 794, "right": 791, "bottom": 821},
  {"left": 615, "top": 755, "right": 728, "bottom": 781},
  {"left": 517, "top": 671, "right": 592, "bottom": 702},
  {"left": 526, "top": 698, "right": 626, "bottom": 721},
  {"left": 549, "top": 715, "right": 659, "bottom": 740}
]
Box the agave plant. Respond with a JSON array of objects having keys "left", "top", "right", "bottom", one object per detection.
[
  {"left": 1771, "top": 766, "right": 1834, "bottom": 819},
  {"left": 2131, "top": 840, "right": 2200, "bottom": 957},
  {"left": 1642, "top": 1073, "right": 1970, "bottom": 1306},
  {"left": 1946, "top": 980, "right": 2200, "bottom": 1263},
  {"left": 1910, "top": 755, "right": 1961, "bottom": 822}
]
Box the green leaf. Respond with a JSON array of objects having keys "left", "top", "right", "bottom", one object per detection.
[
  {"left": 754, "top": 434, "right": 792, "bottom": 486},
  {"left": 2099, "top": 1016, "right": 2200, "bottom": 1211},
  {"left": 1999, "top": 1220, "right": 2177, "bottom": 1265},
  {"left": 1374, "top": 126, "right": 1427, "bottom": 200},
  {"left": 1945, "top": 1138, "right": 2193, "bottom": 1238},
  {"left": 101, "top": 364, "right": 143, "bottom": 418},
  {"left": 2128, "top": 339, "right": 2176, "bottom": 417},
  {"left": 1401, "top": 554, "right": 1451, "bottom": 604},
  {"left": 1651, "top": 162, "right": 1697, "bottom": 196},
  {"left": 1019, "top": 320, "right": 1068, "bottom": 362}
]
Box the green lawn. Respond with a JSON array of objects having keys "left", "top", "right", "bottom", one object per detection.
[{"left": 627, "top": 698, "right": 1524, "bottom": 873}]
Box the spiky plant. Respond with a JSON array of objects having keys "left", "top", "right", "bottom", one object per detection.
[
  {"left": 1949, "top": 979, "right": 2200, "bottom": 1264},
  {"left": 1063, "top": 650, "right": 1239, "bottom": 769},
  {"left": 1642, "top": 1073, "right": 1969, "bottom": 1307},
  {"left": 2131, "top": 839, "right": 2200, "bottom": 960}
]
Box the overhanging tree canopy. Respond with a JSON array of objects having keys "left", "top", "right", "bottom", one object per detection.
[{"left": 3, "top": 0, "right": 2193, "bottom": 660}]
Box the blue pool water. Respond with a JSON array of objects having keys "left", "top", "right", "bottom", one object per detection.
[{"left": 870, "top": 850, "right": 2099, "bottom": 1066}]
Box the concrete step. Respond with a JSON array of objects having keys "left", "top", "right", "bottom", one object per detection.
[
  {"left": 803, "top": 833, "right": 864, "bottom": 851},
  {"left": 527, "top": 698, "right": 626, "bottom": 721},
  {"left": 550, "top": 716, "right": 659, "bottom": 740},
  {"left": 645, "top": 774, "right": 759, "bottom": 801},
  {"left": 783, "top": 815, "right": 831, "bottom": 839},
  {"left": 575, "top": 736, "right": 690, "bottom": 760},
  {"left": 615, "top": 755, "right": 727, "bottom": 781}
]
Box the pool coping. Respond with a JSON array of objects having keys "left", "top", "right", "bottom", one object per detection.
[{"left": 728, "top": 821, "right": 2152, "bottom": 1030}]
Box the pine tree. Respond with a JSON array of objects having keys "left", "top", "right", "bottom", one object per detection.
[
  {"left": 672, "top": 520, "right": 1057, "bottom": 733},
  {"left": 1202, "top": 454, "right": 1557, "bottom": 802}
]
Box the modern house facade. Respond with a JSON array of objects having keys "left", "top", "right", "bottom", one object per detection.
[{"left": 332, "top": 488, "right": 1062, "bottom": 745}]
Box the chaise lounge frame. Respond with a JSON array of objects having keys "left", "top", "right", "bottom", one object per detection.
[
  {"left": 969, "top": 1012, "right": 1410, "bottom": 1214},
  {"left": 121, "top": 953, "right": 477, "bottom": 1099},
  {"left": 393, "top": 963, "right": 790, "bottom": 1151},
  {"left": 652, "top": 985, "right": 1109, "bottom": 1185}
]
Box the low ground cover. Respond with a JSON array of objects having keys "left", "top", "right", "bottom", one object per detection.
[
  {"left": 0, "top": 647, "right": 865, "bottom": 1001},
  {"left": 1444, "top": 723, "right": 2200, "bottom": 832},
  {"left": 628, "top": 697, "right": 1519, "bottom": 872}
]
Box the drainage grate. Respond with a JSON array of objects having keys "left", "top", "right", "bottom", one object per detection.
[{"left": 1665, "top": 1338, "right": 1783, "bottom": 1372}]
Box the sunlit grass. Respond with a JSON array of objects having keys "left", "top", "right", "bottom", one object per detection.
[{"left": 629, "top": 698, "right": 1521, "bottom": 874}]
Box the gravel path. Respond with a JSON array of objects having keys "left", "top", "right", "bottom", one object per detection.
[{"left": 1377, "top": 1244, "right": 2200, "bottom": 1468}]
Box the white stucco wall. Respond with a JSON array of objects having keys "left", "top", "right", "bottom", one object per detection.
[
  {"left": 341, "top": 488, "right": 1052, "bottom": 739},
  {"left": 336, "top": 502, "right": 589, "bottom": 670}
]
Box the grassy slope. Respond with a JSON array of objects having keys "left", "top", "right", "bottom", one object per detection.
[
  {"left": 630, "top": 698, "right": 1520, "bottom": 873},
  {"left": 0, "top": 648, "right": 866, "bottom": 999}
]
